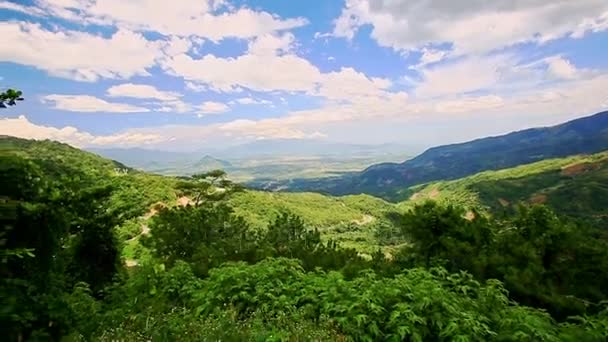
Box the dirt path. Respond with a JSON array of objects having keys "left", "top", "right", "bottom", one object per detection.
[
  {"left": 125, "top": 197, "right": 193, "bottom": 267},
  {"left": 352, "top": 214, "right": 374, "bottom": 225}
]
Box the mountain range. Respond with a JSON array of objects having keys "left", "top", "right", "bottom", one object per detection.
[{"left": 258, "top": 111, "right": 608, "bottom": 200}]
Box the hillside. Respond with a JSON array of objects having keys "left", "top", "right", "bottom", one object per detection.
[
  {"left": 401, "top": 151, "right": 608, "bottom": 224},
  {"left": 230, "top": 191, "right": 399, "bottom": 252},
  {"left": 266, "top": 111, "right": 608, "bottom": 200},
  {"left": 2, "top": 136, "right": 398, "bottom": 254},
  {"left": 5, "top": 136, "right": 608, "bottom": 341}
]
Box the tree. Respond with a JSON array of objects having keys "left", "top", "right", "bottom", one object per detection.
[
  {"left": 143, "top": 203, "right": 255, "bottom": 276},
  {"left": 0, "top": 89, "right": 24, "bottom": 108},
  {"left": 400, "top": 201, "right": 469, "bottom": 268},
  {"left": 1, "top": 153, "right": 121, "bottom": 339},
  {"left": 176, "top": 169, "right": 243, "bottom": 204}
]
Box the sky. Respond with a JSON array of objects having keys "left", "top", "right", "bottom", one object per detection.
[{"left": 0, "top": 0, "right": 607, "bottom": 152}]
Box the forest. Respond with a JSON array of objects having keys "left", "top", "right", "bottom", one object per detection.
[{"left": 2, "top": 137, "right": 608, "bottom": 341}]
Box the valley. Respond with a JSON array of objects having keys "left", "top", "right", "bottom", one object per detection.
[
  {"left": 3, "top": 0, "right": 608, "bottom": 338},
  {"left": 3, "top": 111, "right": 608, "bottom": 341}
]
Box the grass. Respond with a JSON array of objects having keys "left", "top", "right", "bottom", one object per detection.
[{"left": 398, "top": 151, "right": 608, "bottom": 223}]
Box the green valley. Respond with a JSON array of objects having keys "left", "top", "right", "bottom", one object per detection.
[{"left": 3, "top": 135, "right": 608, "bottom": 341}]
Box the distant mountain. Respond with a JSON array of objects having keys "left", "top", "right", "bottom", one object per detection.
[
  {"left": 267, "top": 111, "right": 608, "bottom": 200},
  {"left": 193, "top": 155, "right": 233, "bottom": 171},
  {"left": 87, "top": 147, "right": 194, "bottom": 169},
  {"left": 206, "top": 140, "right": 418, "bottom": 159}
]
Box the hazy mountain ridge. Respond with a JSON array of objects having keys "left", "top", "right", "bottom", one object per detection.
[
  {"left": 88, "top": 141, "right": 413, "bottom": 181},
  {"left": 264, "top": 111, "right": 608, "bottom": 200}
]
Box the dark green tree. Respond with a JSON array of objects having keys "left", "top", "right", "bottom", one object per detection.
[
  {"left": 176, "top": 169, "right": 243, "bottom": 204},
  {"left": 143, "top": 203, "right": 256, "bottom": 276},
  {"left": 0, "top": 88, "right": 24, "bottom": 108}
]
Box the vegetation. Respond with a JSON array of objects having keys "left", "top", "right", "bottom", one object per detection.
[
  {"left": 269, "top": 111, "right": 608, "bottom": 200},
  {"left": 0, "top": 88, "right": 24, "bottom": 108},
  {"left": 2, "top": 137, "right": 608, "bottom": 341},
  {"left": 402, "top": 151, "right": 608, "bottom": 225}
]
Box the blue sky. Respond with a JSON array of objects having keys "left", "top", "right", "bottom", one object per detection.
[{"left": 1, "top": 0, "right": 607, "bottom": 151}]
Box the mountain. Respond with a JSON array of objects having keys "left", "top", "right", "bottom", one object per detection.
[
  {"left": 87, "top": 147, "right": 195, "bottom": 168},
  {"left": 4, "top": 136, "right": 396, "bottom": 253},
  {"left": 213, "top": 139, "right": 418, "bottom": 158},
  {"left": 400, "top": 151, "right": 608, "bottom": 225},
  {"left": 193, "top": 155, "right": 233, "bottom": 170},
  {"left": 268, "top": 111, "right": 608, "bottom": 200}
]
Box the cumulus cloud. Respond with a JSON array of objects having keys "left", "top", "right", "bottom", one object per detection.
[
  {"left": 231, "top": 97, "right": 273, "bottom": 105},
  {"left": 0, "top": 115, "right": 164, "bottom": 147},
  {"left": 42, "top": 95, "right": 150, "bottom": 113},
  {"left": 16, "top": 70, "right": 605, "bottom": 148},
  {"left": 218, "top": 119, "right": 326, "bottom": 140},
  {"left": 127, "top": 71, "right": 608, "bottom": 146},
  {"left": 0, "top": 22, "right": 166, "bottom": 82},
  {"left": 333, "top": 0, "right": 608, "bottom": 55},
  {"left": 412, "top": 53, "right": 590, "bottom": 99},
  {"left": 545, "top": 56, "right": 579, "bottom": 80},
  {"left": 107, "top": 83, "right": 181, "bottom": 101},
  {"left": 164, "top": 33, "right": 398, "bottom": 102},
  {"left": 32, "top": 0, "right": 307, "bottom": 41},
  {"left": 197, "top": 101, "right": 230, "bottom": 116},
  {"left": 163, "top": 51, "right": 322, "bottom": 93},
  {"left": 315, "top": 67, "right": 395, "bottom": 102},
  {"left": 247, "top": 32, "right": 295, "bottom": 56}
]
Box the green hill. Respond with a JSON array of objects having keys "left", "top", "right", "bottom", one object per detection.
[
  {"left": 1, "top": 136, "right": 399, "bottom": 253},
  {"left": 400, "top": 151, "right": 608, "bottom": 224},
  {"left": 4, "top": 136, "right": 608, "bottom": 341},
  {"left": 267, "top": 111, "right": 608, "bottom": 200},
  {"left": 230, "top": 191, "right": 399, "bottom": 252}
]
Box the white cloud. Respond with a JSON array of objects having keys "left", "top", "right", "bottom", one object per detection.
[
  {"left": 412, "top": 53, "right": 587, "bottom": 99},
  {"left": 42, "top": 94, "right": 149, "bottom": 113},
  {"left": 34, "top": 0, "right": 308, "bottom": 41},
  {"left": 0, "top": 115, "right": 163, "bottom": 147},
  {"left": 156, "top": 100, "right": 193, "bottom": 114},
  {"left": 414, "top": 54, "right": 517, "bottom": 98},
  {"left": 333, "top": 0, "right": 608, "bottom": 54},
  {"left": 163, "top": 33, "right": 397, "bottom": 102},
  {"left": 105, "top": 84, "right": 200, "bottom": 113},
  {"left": 185, "top": 81, "right": 208, "bottom": 92},
  {"left": 545, "top": 56, "right": 579, "bottom": 80},
  {"left": 0, "top": 0, "right": 46, "bottom": 16},
  {"left": 197, "top": 101, "right": 229, "bottom": 116},
  {"left": 219, "top": 119, "right": 326, "bottom": 140},
  {"left": 39, "top": 71, "right": 603, "bottom": 148},
  {"left": 232, "top": 97, "right": 273, "bottom": 105},
  {"left": 315, "top": 67, "right": 395, "bottom": 102},
  {"left": 0, "top": 22, "right": 164, "bottom": 81},
  {"left": 410, "top": 48, "right": 451, "bottom": 69},
  {"left": 163, "top": 51, "right": 322, "bottom": 93},
  {"left": 107, "top": 83, "right": 181, "bottom": 101},
  {"left": 247, "top": 32, "right": 295, "bottom": 56}
]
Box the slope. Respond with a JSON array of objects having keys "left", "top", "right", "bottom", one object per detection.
[
  {"left": 401, "top": 151, "right": 608, "bottom": 224},
  {"left": 2, "top": 136, "right": 400, "bottom": 254},
  {"left": 269, "top": 110, "right": 608, "bottom": 200}
]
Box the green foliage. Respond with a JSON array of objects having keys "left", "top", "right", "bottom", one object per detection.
[
  {"left": 142, "top": 203, "right": 256, "bottom": 276},
  {"left": 177, "top": 169, "right": 243, "bottom": 204},
  {"left": 198, "top": 258, "right": 569, "bottom": 341},
  {"left": 0, "top": 151, "right": 121, "bottom": 339},
  {"left": 3, "top": 136, "right": 608, "bottom": 341},
  {"left": 395, "top": 201, "right": 608, "bottom": 321},
  {"left": 230, "top": 190, "right": 400, "bottom": 252},
  {"left": 400, "top": 152, "right": 608, "bottom": 225},
  {"left": 0, "top": 88, "right": 24, "bottom": 108}
]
